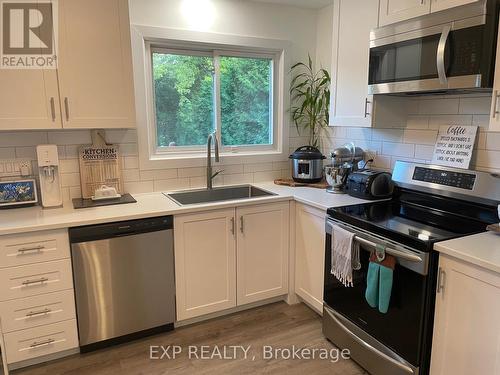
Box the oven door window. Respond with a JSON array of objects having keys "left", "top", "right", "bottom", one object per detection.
[{"left": 324, "top": 234, "right": 427, "bottom": 367}]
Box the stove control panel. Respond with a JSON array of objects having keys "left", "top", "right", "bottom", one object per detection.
[{"left": 412, "top": 167, "right": 476, "bottom": 190}]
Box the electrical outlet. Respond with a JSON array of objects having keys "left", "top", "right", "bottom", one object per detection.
[
  {"left": 19, "top": 161, "right": 32, "bottom": 176},
  {"left": 0, "top": 159, "right": 33, "bottom": 178}
]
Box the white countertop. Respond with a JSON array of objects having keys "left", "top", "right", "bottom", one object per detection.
[
  {"left": 434, "top": 231, "right": 500, "bottom": 274},
  {"left": 0, "top": 182, "right": 370, "bottom": 236}
]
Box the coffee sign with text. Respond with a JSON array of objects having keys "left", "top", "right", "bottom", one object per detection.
[
  {"left": 0, "top": 0, "right": 58, "bottom": 69},
  {"left": 432, "top": 125, "right": 478, "bottom": 169}
]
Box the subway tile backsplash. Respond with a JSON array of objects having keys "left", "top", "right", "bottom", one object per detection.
[
  {"left": 321, "top": 94, "right": 500, "bottom": 175},
  {"left": 0, "top": 94, "right": 498, "bottom": 202}
]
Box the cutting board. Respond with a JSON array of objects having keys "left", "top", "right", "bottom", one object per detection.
[
  {"left": 79, "top": 145, "right": 123, "bottom": 199},
  {"left": 274, "top": 178, "right": 329, "bottom": 189}
]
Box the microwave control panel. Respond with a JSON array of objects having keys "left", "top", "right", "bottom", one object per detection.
[{"left": 412, "top": 167, "right": 476, "bottom": 190}]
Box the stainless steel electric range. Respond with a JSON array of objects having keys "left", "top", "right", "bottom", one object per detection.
[{"left": 323, "top": 161, "right": 500, "bottom": 375}]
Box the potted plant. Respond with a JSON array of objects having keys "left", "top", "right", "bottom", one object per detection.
[{"left": 290, "top": 55, "right": 331, "bottom": 148}]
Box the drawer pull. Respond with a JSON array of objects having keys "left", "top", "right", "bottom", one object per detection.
[
  {"left": 22, "top": 277, "right": 49, "bottom": 286},
  {"left": 18, "top": 245, "right": 45, "bottom": 254},
  {"left": 29, "top": 338, "right": 55, "bottom": 348},
  {"left": 26, "top": 308, "right": 52, "bottom": 318}
]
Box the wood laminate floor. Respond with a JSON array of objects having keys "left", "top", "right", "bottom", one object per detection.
[{"left": 14, "top": 302, "right": 367, "bottom": 375}]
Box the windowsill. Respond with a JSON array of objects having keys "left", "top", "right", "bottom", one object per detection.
[{"left": 141, "top": 149, "right": 289, "bottom": 170}]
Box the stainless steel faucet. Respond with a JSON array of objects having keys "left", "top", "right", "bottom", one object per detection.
[{"left": 206, "top": 131, "right": 222, "bottom": 189}]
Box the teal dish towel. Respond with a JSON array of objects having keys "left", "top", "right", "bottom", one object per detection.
[
  {"left": 378, "top": 264, "right": 394, "bottom": 314},
  {"left": 365, "top": 262, "right": 379, "bottom": 309}
]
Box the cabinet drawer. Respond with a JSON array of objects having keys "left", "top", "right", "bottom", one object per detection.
[
  {"left": 0, "top": 259, "right": 73, "bottom": 301},
  {"left": 0, "top": 290, "right": 76, "bottom": 333},
  {"left": 3, "top": 319, "right": 78, "bottom": 364},
  {"left": 0, "top": 229, "right": 70, "bottom": 268}
]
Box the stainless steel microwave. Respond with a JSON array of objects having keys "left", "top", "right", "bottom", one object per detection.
[{"left": 368, "top": 0, "right": 500, "bottom": 95}]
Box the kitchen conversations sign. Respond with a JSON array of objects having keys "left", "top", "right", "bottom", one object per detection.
[{"left": 432, "top": 125, "right": 478, "bottom": 169}]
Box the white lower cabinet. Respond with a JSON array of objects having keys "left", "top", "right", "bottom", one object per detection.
[
  {"left": 430, "top": 254, "right": 500, "bottom": 375},
  {"left": 3, "top": 319, "right": 78, "bottom": 364},
  {"left": 174, "top": 209, "right": 237, "bottom": 321},
  {"left": 0, "top": 229, "right": 77, "bottom": 367},
  {"left": 174, "top": 202, "right": 290, "bottom": 321},
  {"left": 236, "top": 203, "right": 289, "bottom": 305},
  {"left": 0, "top": 290, "right": 76, "bottom": 334},
  {"left": 294, "top": 204, "right": 326, "bottom": 314}
]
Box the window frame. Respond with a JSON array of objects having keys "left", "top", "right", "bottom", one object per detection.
[{"left": 146, "top": 42, "right": 280, "bottom": 158}]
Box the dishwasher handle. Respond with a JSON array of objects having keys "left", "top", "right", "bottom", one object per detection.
[{"left": 69, "top": 216, "right": 173, "bottom": 243}]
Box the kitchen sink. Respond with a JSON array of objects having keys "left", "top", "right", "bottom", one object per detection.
[{"left": 165, "top": 185, "right": 276, "bottom": 206}]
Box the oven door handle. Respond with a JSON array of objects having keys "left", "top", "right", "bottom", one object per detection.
[
  {"left": 437, "top": 24, "right": 452, "bottom": 85},
  {"left": 326, "top": 308, "right": 416, "bottom": 375},
  {"left": 354, "top": 236, "right": 423, "bottom": 264},
  {"left": 326, "top": 221, "right": 423, "bottom": 264}
]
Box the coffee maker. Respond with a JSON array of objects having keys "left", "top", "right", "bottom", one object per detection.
[{"left": 36, "top": 145, "right": 63, "bottom": 208}]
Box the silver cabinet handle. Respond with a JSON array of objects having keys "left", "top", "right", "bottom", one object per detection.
[
  {"left": 240, "top": 216, "right": 244, "bottom": 234},
  {"left": 493, "top": 90, "right": 500, "bottom": 118},
  {"left": 364, "top": 98, "right": 371, "bottom": 118},
  {"left": 50, "top": 97, "right": 56, "bottom": 121},
  {"left": 437, "top": 24, "right": 452, "bottom": 85},
  {"left": 230, "top": 217, "right": 235, "bottom": 235},
  {"left": 64, "top": 97, "right": 70, "bottom": 121},
  {"left": 26, "top": 308, "right": 52, "bottom": 318},
  {"left": 30, "top": 338, "right": 55, "bottom": 348},
  {"left": 22, "top": 277, "right": 49, "bottom": 286},
  {"left": 437, "top": 267, "right": 446, "bottom": 294},
  {"left": 18, "top": 245, "right": 45, "bottom": 254}
]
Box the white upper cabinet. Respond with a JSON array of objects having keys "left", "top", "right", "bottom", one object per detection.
[
  {"left": 430, "top": 255, "right": 500, "bottom": 375},
  {"left": 379, "top": 0, "right": 480, "bottom": 27},
  {"left": 330, "top": 0, "right": 380, "bottom": 127},
  {"left": 57, "top": 0, "right": 136, "bottom": 129},
  {"left": 430, "top": 0, "right": 479, "bottom": 13},
  {"left": 490, "top": 19, "right": 500, "bottom": 131},
  {"left": 379, "top": 0, "right": 430, "bottom": 27},
  {"left": 236, "top": 203, "right": 289, "bottom": 305},
  {"left": 0, "top": 70, "right": 61, "bottom": 130}
]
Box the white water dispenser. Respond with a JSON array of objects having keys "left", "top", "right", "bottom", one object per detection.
[{"left": 36, "top": 145, "right": 63, "bottom": 208}]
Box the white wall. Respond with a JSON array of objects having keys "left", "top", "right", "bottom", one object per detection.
[
  {"left": 129, "top": 0, "right": 318, "bottom": 63},
  {"left": 0, "top": 0, "right": 321, "bottom": 200}
]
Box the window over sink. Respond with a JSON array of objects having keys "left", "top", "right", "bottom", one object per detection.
[{"left": 148, "top": 44, "right": 279, "bottom": 159}]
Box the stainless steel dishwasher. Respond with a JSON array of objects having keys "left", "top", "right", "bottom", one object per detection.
[{"left": 69, "top": 216, "right": 175, "bottom": 352}]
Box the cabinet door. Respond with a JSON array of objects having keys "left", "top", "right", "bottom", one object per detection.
[
  {"left": 430, "top": 255, "right": 500, "bottom": 375},
  {"left": 430, "top": 0, "right": 479, "bottom": 13},
  {"left": 330, "top": 0, "right": 379, "bottom": 127},
  {"left": 295, "top": 204, "right": 325, "bottom": 314},
  {"left": 57, "top": 0, "right": 135, "bottom": 129},
  {"left": 174, "top": 209, "right": 236, "bottom": 321},
  {"left": 0, "top": 70, "right": 61, "bottom": 130},
  {"left": 490, "top": 22, "right": 500, "bottom": 131},
  {"left": 379, "top": 0, "right": 431, "bottom": 27},
  {"left": 236, "top": 203, "right": 289, "bottom": 305}
]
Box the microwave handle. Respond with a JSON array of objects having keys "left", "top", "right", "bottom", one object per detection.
[{"left": 437, "top": 24, "right": 452, "bottom": 85}]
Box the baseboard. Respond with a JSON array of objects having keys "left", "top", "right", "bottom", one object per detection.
[
  {"left": 175, "top": 295, "right": 287, "bottom": 327},
  {"left": 8, "top": 348, "right": 80, "bottom": 371}
]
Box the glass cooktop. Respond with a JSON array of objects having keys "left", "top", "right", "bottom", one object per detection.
[{"left": 328, "top": 191, "right": 498, "bottom": 252}]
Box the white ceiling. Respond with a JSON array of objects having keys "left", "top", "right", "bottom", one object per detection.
[{"left": 247, "top": 0, "right": 333, "bottom": 9}]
